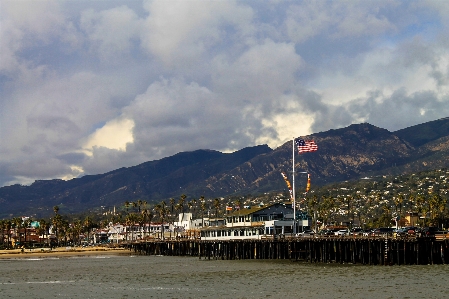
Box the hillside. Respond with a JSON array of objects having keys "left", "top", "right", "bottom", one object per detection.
[{"left": 2, "top": 117, "right": 449, "bottom": 218}]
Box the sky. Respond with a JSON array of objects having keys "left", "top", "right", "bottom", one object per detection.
[{"left": 1, "top": 0, "right": 449, "bottom": 187}]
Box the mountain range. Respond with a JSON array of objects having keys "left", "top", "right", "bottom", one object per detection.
[{"left": 1, "top": 117, "right": 449, "bottom": 218}]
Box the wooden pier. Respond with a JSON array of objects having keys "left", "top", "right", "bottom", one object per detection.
[{"left": 124, "top": 236, "right": 449, "bottom": 265}]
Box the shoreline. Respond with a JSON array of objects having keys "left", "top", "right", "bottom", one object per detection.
[{"left": 0, "top": 246, "right": 130, "bottom": 259}]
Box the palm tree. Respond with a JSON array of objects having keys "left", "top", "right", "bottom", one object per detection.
[
  {"left": 179, "top": 194, "right": 186, "bottom": 215},
  {"left": 200, "top": 198, "right": 207, "bottom": 227},
  {"left": 141, "top": 208, "right": 150, "bottom": 239},
  {"left": 146, "top": 208, "right": 154, "bottom": 237},
  {"left": 52, "top": 205, "right": 60, "bottom": 247},
  {"left": 59, "top": 219, "right": 70, "bottom": 246},
  {"left": 306, "top": 195, "right": 319, "bottom": 230},
  {"left": 23, "top": 217, "right": 32, "bottom": 247},
  {"left": 39, "top": 219, "right": 50, "bottom": 246},
  {"left": 234, "top": 199, "right": 242, "bottom": 211},
  {"left": 84, "top": 216, "right": 93, "bottom": 244},
  {"left": 378, "top": 204, "right": 392, "bottom": 227},
  {"left": 155, "top": 201, "right": 168, "bottom": 240},
  {"left": 317, "top": 195, "right": 336, "bottom": 228},
  {"left": 345, "top": 195, "right": 355, "bottom": 229},
  {"left": 12, "top": 217, "right": 23, "bottom": 247},
  {"left": 52, "top": 214, "right": 63, "bottom": 247},
  {"left": 124, "top": 214, "right": 132, "bottom": 241},
  {"left": 213, "top": 198, "right": 220, "bottom": 226},
  {"left": 5, "top": 220, "right": 12, "bottom": 249},
  {"left": 136, "top": 199, "right": 143, "bottom": 213},
  {"left": 191, "top": 198, "right": 197, "bottom": 217},
  {"left": 137, "top": 213, "right": 145, "bottom": 239},
  {"left": 72, "top": 219, "right": 82, "bottom": 246},
  {"left": 0, "top": 220, "right": 5, "bottom": 248},
  {"left": 169, "top": 198, "right": 176, "bottom": 227}
]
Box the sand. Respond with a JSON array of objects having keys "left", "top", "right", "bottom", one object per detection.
[{"left": 0, "top": 246, "right": 130, "bottom": 259}]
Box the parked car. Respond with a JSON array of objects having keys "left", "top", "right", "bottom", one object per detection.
[
  {"left": 334, "top": 229, "right": 349, "bottom": 236},
  {"left": 421, "top": 226, "right": 439, "bottom": 237},
  {"left": 349, "top": 228, "right": 364, "bottom": 236},
  {"left": 296, "top": 229, "right": 315, "bottom": 237},
  {"left": 318, "top": 229, "right": 335, "bottom": 236},
  {"left": 363, "top": 229, "right": 374, "bottom": 237},
  {"left": 370, "top": 227, "right": 395, "bottom": 236},
  {"left": 395, "top": 226, "right": 418, "bottom": 236}
]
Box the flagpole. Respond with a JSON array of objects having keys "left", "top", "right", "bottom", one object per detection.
[{"left": 292, "top": 137, "right": 296, "bottom": 235}]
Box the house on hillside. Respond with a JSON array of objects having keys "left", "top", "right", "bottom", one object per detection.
[{"left": 405, "top": 212, "right": 419, "bottom": 226}]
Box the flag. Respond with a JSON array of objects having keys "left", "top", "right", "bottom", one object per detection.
[
  {"left": 306, "top": 173, "right": 311, "bottom": 193},
  {"left": 295, "top": 138, "right": 318, "bottom": 154},
  {"left": 281, "top": 172, "right": 294, "bottom": 200},
  {"left": 226, "top": 206, "right": 233, "bottom": 211}
]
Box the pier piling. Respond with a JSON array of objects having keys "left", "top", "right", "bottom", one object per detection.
[{"left": 124, "top": 237, "right": 449, "bottom": 265}]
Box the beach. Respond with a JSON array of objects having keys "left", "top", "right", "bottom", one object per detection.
[{"left": 0, "top": 246, "right": 129, "bottom": 259}]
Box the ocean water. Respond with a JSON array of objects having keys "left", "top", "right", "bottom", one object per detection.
[{"left": 0, "top": 254, "right": 447, "bottom": 299}]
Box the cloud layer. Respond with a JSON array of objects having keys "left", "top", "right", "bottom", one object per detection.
[{"left": 1, "top": 0, "right": 449, "bottom": 187}]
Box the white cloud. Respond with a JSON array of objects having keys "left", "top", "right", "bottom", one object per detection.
[
  {"left": 285, "top": 1, "right": 397, "bottom": 43},
  {"left": 0, "top": 0, "right": 81, "bottom": 75},
  {"left": 80, "top": 6, "right": 142, "bottom": 60},
  {"left": 83, "top": 118, "right": 134, "bottom": 154},
  {"left": 1, "top": 1, "right": 449, "bottom": 187},
  {"left": 140, "top": 0, "right": 254, "bottom": 66}
]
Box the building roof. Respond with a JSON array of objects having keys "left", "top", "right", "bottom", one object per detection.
[{"left": 226, "top": 202, "right": 292, "bottom": 217}]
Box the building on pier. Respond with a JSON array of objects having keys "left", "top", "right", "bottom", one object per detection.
[
  {"left": 200, "top": 202, "right": 311, "bottom": 240},
  {"left": 174, "top": 213, "right": 211, "bottom": 233}
]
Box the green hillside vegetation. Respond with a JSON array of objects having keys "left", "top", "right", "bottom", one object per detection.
[{"left": 305, "top": 168, "right": 449, "bottom": 229}]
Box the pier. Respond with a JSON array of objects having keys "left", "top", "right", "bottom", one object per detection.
[{"left": 124, "top": 236, "right": 449, "bottom": 265}]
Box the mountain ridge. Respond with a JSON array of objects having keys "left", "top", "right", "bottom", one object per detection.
[{"left": 2, "top": 118, "right": 449, "bottom": 218}]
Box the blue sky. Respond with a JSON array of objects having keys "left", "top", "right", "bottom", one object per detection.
[{"left": 1, "top": 0, "right": 449, "bottom": 187}]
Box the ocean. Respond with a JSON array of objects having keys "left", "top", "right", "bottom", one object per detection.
[{"left": 0, "top": 254, "right": 447, "bottom": 298}]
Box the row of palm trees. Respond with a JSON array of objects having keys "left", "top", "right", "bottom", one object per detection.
[
  {"left": 0, "top": 206, "right": 96, "bottom": 249},
  {"left": 0, "top": 195, "right": 232, "bottom": 248}
]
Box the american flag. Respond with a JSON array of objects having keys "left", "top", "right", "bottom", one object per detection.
[{"left": 295, "top": 138, "right": 318, "bottom": 154}]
